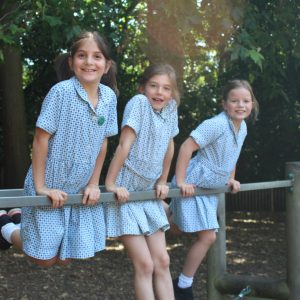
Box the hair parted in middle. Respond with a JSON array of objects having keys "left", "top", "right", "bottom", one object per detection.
[{"left": 138, "top": 63, "right": 180, "bottom": 106}]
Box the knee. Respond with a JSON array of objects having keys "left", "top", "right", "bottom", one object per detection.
[
  {"left": 154, "top": 252, "right": 170, "bottom": 272},
  {"left": 28, "top": 256, "right": 59, "bottom": 268},
  {"left": 134, "top": 257, "right": 154, "bottom": 276},
  {"left": 198, "top": 230, "right": 216, "bottom": 246}
]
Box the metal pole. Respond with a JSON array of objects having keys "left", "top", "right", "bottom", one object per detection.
[
  {"left": 285, "top": 162, "right": 300, "bottom": 300},
  {"left": 207, "top": 193, "right": 226, "bottom": 300}
]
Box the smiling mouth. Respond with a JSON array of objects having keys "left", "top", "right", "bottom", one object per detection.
[
  {"left": 82, "top": 69, "right": 96, "bottom": 72},
  {"left": 152, "top": 98, "right": 163, "bottom": 103}
]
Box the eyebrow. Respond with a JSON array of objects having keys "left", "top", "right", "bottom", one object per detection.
[
  {"left": 148, "top": 80, "right": 171, "bottom": 87},
  {"left": 76, "top": 49, "right": 103, "bottom": 54}
]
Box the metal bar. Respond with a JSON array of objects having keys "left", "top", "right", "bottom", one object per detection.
[{"left": 0, "top": 180, "right": 293, "bottom": 208}]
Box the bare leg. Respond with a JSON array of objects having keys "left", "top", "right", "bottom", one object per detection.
[
  {"left": 121, "top": 235, "right": 155, "bottom": 300},
  {"left": 11, "top": 228, "right": 22, "bottom": 250},
  {"left": 11, "top": 229, "right": 71, "bottom": 267},
  {"left": 146, "top": 230, "right": 175, "bottom": 300},
  {"left": 182, "top": 230, "right": 216, "bottom": 277}
]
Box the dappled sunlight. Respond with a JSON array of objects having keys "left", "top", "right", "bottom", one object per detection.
[
  {"left": 225, "top": 212, "right": 286, "bottom": 278},
  {"left": 167, "top": 242, "right": 184, "bottom": 251},
  {"left": 12, "top": 252, "right": 25, "bottom": 258},
  {"left": 233, "top": 258, "right": 246, "bottom": 264},
  {"left": 105, "top": 243, "right": 124, "bottom": 251},
  {"left": 105, "top": 238, "right": 125, "bottom": 251},
  {"left": 232, "top": 218, "right": 275, "bottom": 225}
]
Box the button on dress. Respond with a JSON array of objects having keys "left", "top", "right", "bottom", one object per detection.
[
  {"left": 21, "top": 77, "right": 118, "bottom": 260},
  {"left": 170, "top": 112, "right": 247, "bottom": 232},
  {"left": 105, "top": 94, "right": 179, "bottom": 237}
]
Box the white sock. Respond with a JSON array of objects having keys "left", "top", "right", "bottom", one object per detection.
[
  {"left": 178, "top": 273, "right": 193, "bottom": 289},
  {"left": 1, "top": 222, "right": 19, "bottom": 243}
]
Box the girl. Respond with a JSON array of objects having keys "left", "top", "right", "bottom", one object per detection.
[
  {"left": 0, "top": 31, "right": 118, "bottom": 267},
  {"left": 105, "top": 64, "right": 179, "bottom": 300},
  {"left": 170, "top": 80, "right": 259, "bottom": 300}
]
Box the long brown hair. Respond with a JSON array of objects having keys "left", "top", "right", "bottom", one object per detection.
[
  {"left": 222, "top": 79, "right": 259, "bottom": 122},
  {"left": 54, "top": 31, "right": 118, "bottom": 95}
]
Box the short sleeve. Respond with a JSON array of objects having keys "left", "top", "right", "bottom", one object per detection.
[
  {"left": 190, "top": 116, "right": 225, "bottom": 148},
  {"left": 121, "top": 94, "right": 147, "bottom": 135},
  {"left": 36, "top": 84, "right": 63, "bottom": 135},
  {"left": 104, "top": 89, "right": 118, "bottom": 137}
]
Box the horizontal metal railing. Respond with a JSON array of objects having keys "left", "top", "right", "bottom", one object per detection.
[{"left": 0, "top": 180, "right": 293, "bottom": 208}]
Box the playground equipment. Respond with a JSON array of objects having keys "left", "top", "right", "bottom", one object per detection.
[
  {"left": 207, "top": 162, "right": 297, "bottom": 300},
  {"left": 0, "top": 161, "right": 298, "bottom": 299}
]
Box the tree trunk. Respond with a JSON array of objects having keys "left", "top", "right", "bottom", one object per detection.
[
  {"left": 0, "top": 45, "right": 30, "bottom": 188},
  {"left": 146, "top": 0, "right": 184, "bottom": 87}
]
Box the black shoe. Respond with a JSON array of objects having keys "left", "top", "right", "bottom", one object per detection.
[
  {"left": 8, "top": 208, "right": 21, "bottom": 224},
  {"left": 173, "top": 278, "right": 194, "bottom": 300},
  {"left": 0, "top": 210, "right": 13, "bottom": 250}
]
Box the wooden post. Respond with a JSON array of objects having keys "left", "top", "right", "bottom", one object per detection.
[
  {"left": 207, "top": 193, "right": 227, "bottom": 300},
  {"left": 286, "top": 162, "right": 300, "bottom": 300}
]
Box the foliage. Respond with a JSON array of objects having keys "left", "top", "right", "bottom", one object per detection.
[
  {"left": 218, "top": 0, "right": 300, "bottom": 181},
  {"left": 0, "top": 0, "right": 299, "bottom": 186}
]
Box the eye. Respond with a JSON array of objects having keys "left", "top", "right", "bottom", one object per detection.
[
  {"left": 229, "top": 99, "right": 237, "bottom": 103},
  {"left": 95, "top": 53, "right": 104, "bottom": 59},
  {"left": 77, "top": 53, "right": 85, "bottom": 59}
]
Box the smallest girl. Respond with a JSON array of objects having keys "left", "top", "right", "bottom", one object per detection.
[
  {"left": 105, "top": 64, "right": 180, "bottom": 300},
  {"left": 170, "top": 80, "right": 259, "bottom": 300}
]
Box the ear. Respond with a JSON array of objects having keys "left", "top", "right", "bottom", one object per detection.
[
  {"left": 222, "top": 99, "right": 227, "bottom": 111},
  {"left": 104, "top": 60, "right": 112, "bottom": 74},
  {"left": 138, "top": 86, "right": 145, "bottom": 94},
  {"left": 68, "top": 56, "right": 73, "bottom": 71}
]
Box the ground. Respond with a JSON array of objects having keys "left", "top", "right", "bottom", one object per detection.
[{"left": 0, "top": 211, "right": 286, "bottom": 300}]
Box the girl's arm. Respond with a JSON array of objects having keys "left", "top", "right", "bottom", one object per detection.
[
  {"left": 155, "top": 139, "right": 174, "bottom": 200},
  {"left": 176, "top": 137, "right": 200, "bottom": 197},
  {"left": 105, "top": 126, "right": 136, "bottom": 203},
  {"left": 227, "top": 166, "right": 241, "bottom": 194},
  {"left": 32, "top": 127, "right": 67, "bottom": 208},
  {"left": 82, "top": 138, "right": 108, "bottom": 205}
]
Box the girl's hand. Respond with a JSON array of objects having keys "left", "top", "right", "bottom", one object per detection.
[
  {"left": 178, "top": 182, "right": 195, "bottom": 197},
  {"left": 155, "top": 183, "right": 169, "bottom": 200},
  {"left": 36, "top": 186, "right": 68, "bottom": 208},
  {"left": 82, "top": 184, "right": 101, "bottom": 205},
  {"left": 227, "top": 178, "right": 241, "bottom": 194},
  {"left": 107, "top": 185, "right": 130, "bottom": 204}
]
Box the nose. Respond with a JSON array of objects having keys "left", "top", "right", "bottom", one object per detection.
[
  {"left": 85, "top": 55, "right": 93, "bottom": 65},
  {"left": 236, "top": 100, "right": 245, "bottom": 107},
  {"left": 157, "top": 86, "right": 163, "bottom": 94}
]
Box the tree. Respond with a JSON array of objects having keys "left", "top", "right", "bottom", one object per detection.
[{"left": 0, "top": 1, "right": 30, "bottom": 187}]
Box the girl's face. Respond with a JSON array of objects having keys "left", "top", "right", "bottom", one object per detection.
[
  {"left": 140, "top": 74, "right": 173, "bottom": 111},
  {"left": 69, "top": 38, "right": 111, "bottom": 88},
  {"left": 223, "top": 87, "right": 253, "bottom": 128}
]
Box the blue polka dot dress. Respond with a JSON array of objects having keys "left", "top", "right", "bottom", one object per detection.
[
  {"left": 21, "top": 77, "right": 118, "bottom": 260},
  {"left": 170, "top": 112, "right": 247, "bottom": 232},
  {"left": 105, "top": 94, "right": 179, "bottom": 237}
]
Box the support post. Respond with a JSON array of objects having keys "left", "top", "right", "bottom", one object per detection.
[
  {"left": 286, "top": 162, "right": 300, "bottom": 300},
  {"left": 207, "top": 193, "right": 227, "bottom": 300}
]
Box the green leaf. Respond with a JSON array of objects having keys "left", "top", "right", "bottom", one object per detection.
[
  {"left": 247, "top": 49, "right": 264, "bottom": 70},
  {"left": 43, "top": 16, "right": 63, "bottom": 27}
]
